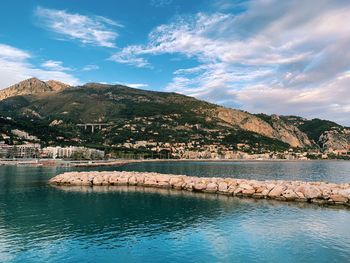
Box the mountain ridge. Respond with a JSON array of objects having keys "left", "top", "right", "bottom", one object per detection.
[{"left": 0, "top": 78, "right": 348, "bottom": 154}]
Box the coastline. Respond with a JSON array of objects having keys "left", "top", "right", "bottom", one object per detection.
[
  {"left": 49, "top": 171, "right": 350, "bottom": 208},
  {"left": 1, "top": 158, "right": 348, "bottom": 168}
]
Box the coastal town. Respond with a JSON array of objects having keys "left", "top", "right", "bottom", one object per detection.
[
  {"left": 1, "top": 126, "right": 349, "bottom": 162},
  {"left": 1, "top": 77, "right": 350, "bottom": 163},
  {"left": 1, "top": 1, "right": 350, "bottom": 262}
]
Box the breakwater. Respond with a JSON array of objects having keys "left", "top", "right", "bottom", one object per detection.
[{"left": 49, "top": 171, "right": 350, "bottom": 207}]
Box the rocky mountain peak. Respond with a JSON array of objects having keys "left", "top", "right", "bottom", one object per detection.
[{"left": 0, "top": 78, "right": 70, "bottom": 101}]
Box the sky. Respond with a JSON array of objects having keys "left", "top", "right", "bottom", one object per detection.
[{"left": 0, "top": 0, "right": 350, "bottom": 125}]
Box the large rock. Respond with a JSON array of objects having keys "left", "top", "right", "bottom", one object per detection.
[
  {"left": 218, "top": 182, "right": 229, "bottom": 193},
  {"left": 330, "top": 194, "right": 348, "bottom": 203},
  {"left": 204, "top": 182, "right": 218, "bottom": 193},
  {"left": 239, "top": 182, "right": 254, "bottom": 191},
  {"left": 169, "top": 177, "right": 184, "bottom": 189},
  {"left": 282, "top": 189, "right": 298, "bottom": 200},
  {"left": 93, "top": 176, "right": 104, "bottom": 185},
  {"left": 109, "top": 175, "right": 119, "bottom": 185},
  {"left": 338, "top": 189, "right": 350, "bottom": 198},
  {"left": 193, "top": 182, "right": 207, "bottom": 191},
  {"left": 118, "top": 174, "right": 130, "bottom": 184},
  {"left": 303, "top": 186, "right": 322, "bottom": 199},
  {"left": 242, "top": 189, "right": 255, "bottom": 196},
  {"left": 128, "top": 176, "right": 137, "bottom": 185},
  {"left": 268, "top": 185, "right": 286, "bottom": 197},
  {"left": 144, "top": 176, "right": 157, "bottom": 187}
]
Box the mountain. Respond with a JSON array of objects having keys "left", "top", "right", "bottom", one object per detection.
[
  {"left": 45, "top": 80, "right": 71, "bottom": 91},
  {"left": 0, "top": 78, "right": 70, "bottom": 101},
  {"left": 0, "top": 78, "right": 348, "bottom": 155}
]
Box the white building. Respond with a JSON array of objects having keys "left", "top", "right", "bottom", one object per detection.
[
  {"left": 0, "top": 142, "right": 12, "bottom": 157},
  {"left": 11, "top": 129, "right": 39, "bottom": 141},
  {"left": 42, "top": 146, "right": 105, "bottom": 159},
  {"left": 0, "top": 143, "right": 41, "bottom": 158}
]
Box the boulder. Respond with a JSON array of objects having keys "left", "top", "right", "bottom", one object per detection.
[
  {"left": 338, "top": 189, "right": 350, "bottom": 198},
  {"left": 193, "top": 182, "right": 207, "bottom": 191},
  {"left": 129, "top": 176, "right": 137, "bottom": 185},
  {"left": 303, "top": 186, "right": 322, "bottom": 199},
  {"left": 268, "top": 185, "right": 286, "bottom": 197},
  {"left": 239, "top": 183, "right": 254, "bottom": 191},
  {"left": 169, "top": 177, "right": 183, "bottom": 186},
  {"left": 242, "top": 189, "right": 255, "bottom": 196},
  {"left": 330, "top": 194, "right": 348, "bottom": 203},
  {"left": 118, "top": 175, "right": 130, "bottom": 184},
  {"left": 261, "top": 189, "right": 270, "bottom": 196},
  {"left": 144, "top": 176, "right": 157, "bottom": 187},
  {"left": 296, "top": 191, "right": 306, "bottom": 199},
  {"left": 227, "top": 185, "right": 238, "bottom": 194},
  {"left": 218, "top": 182, "right": 229, "bottom": 193},
  {"left": 204, "top": 182, "right": 218, "bottom": 193},
  {"left": 109, "top": 175, "right": 119, "bottom": 185},
  {"left": 93, "top": 176, "right": 104, "bottom": 185},
  {"left": 255, "top": 186, "right": 266, "bottom": 193},
  {"left": 282, "top": 189, "right": 298, "bottom": 201},
  {"left": 80, "top": 177, "right": 92, "bottom": 186},
  {"left": 233, "top": 187, "right": 244, "bottom": 196},
  {"left": 136, "top": 174, "right": 145, "bottom": 185}
]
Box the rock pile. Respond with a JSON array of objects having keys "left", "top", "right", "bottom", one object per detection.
[{"left": 49, "top": 171, "right": 350, "bottom": 207}]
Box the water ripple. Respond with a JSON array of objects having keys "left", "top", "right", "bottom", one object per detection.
[{"left": 1, "top": 164, "right": 350, "bottom": 262}]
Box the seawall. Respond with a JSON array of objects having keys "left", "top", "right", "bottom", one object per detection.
[{"left": 49, "top": 171, "right": 350, "bottom": 207}]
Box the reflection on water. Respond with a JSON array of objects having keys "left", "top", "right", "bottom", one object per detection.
[
  {"left": 0, "top": 163, "right": 350, "bottom": 262},
  {"left": 53, "top": 184, "right": 349, "bottom": 211}
]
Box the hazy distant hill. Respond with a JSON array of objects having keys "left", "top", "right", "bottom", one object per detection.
[{"left": 0, "top": 78, "right": 348, "bottom": 152}]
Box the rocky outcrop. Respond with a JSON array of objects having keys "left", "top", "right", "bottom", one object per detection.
[
  {"left": 50, "top": 171, "right": 350, "bottom": 207},
  {"left": 0, "top": 78, "right": 70, "bottom": 100},
  {"left": 214, "top": 108, "right": 312, "bottom": 148},
  {"left": 45, "top": 80, "right": 70, "bottom": 92},
  {"left": 319, "top": 130, "right": 350, "bottom": 151}
]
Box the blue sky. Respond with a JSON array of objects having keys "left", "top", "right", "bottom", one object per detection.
[{"left": 1, "top": 0, "right": 350, "bottom": 125}]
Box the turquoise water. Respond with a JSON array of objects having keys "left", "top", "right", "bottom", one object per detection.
[
  {"left": 0, "top": 161, "right": 350, "bottom": 262},
  {"left": 115, "top": 160, "right": 350, "bottom": 183}
]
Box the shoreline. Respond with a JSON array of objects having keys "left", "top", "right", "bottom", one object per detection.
[
  {"left": 49, "top": 171, "right": 350, "bottom": 208},
  {"left": 1, "top": 158, "right": 348, "bottom": 168}
]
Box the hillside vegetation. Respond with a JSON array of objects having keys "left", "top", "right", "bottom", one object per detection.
[{"left": 0, "top": 78, "right": 348, "bottom": 154}]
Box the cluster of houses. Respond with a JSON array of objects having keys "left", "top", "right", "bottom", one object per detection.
[
  {"left": 113, "top": 140, "right": 322, "bottom": 160},
  {"left": 1, "top": 125, "right": 349, "bottom": 160},
  {"left": 0, "top": 128, "right": 105, "bottom": 160},
  {"left": 0, "top": 143, "right": 105, "bottom": 160}
]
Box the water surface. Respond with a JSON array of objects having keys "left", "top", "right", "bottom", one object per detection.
[
  {"left": 114, "top": 160, "right": 350, "bottom": 183},
  {"left": 0, "top": 162, "right": 349, "bottom": 262}
]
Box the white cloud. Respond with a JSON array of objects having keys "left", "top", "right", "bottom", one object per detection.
[
  {"left": 233, "top": 72, "right": 350, "bottom": 124},
  {"left": 111, "top": 0, "right": 350, "bottom": 125},
  {"left": 0, "top": 43, "right": 80, "bottom": 89},
  {"left": 89, "top": 80, "right": 149, "bottom": 89},
  {"left": 125, "top": 83, "right": 149, "bottom": 88},
  {"left": 114, "top": 81, "right": 149, "bottom": 88},
  {"left": 0, "top": 44, "right": 31, "bottom": 60},
  {"left": 109, "top": 46, "right": 152, "bottom": 68},
  {"left": 82, "top": 64, "right": 99, "bottom": 71},
  {"left": 150, "top": 0, "right": 173, "bottom": 8},
  {"left": 41, "top": 60, "right": 72, "bottom": 71},
  {"left": 35, "top": 6, "right": 121, "bottom": 48}
]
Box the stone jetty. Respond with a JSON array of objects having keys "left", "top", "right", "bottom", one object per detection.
[{"left": 49, "top": 171, "right": 350, "bottom": 207}]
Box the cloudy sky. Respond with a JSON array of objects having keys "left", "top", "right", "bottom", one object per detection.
[{"left": 0, "top": 0, "right": 349, "bottom": 125}]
